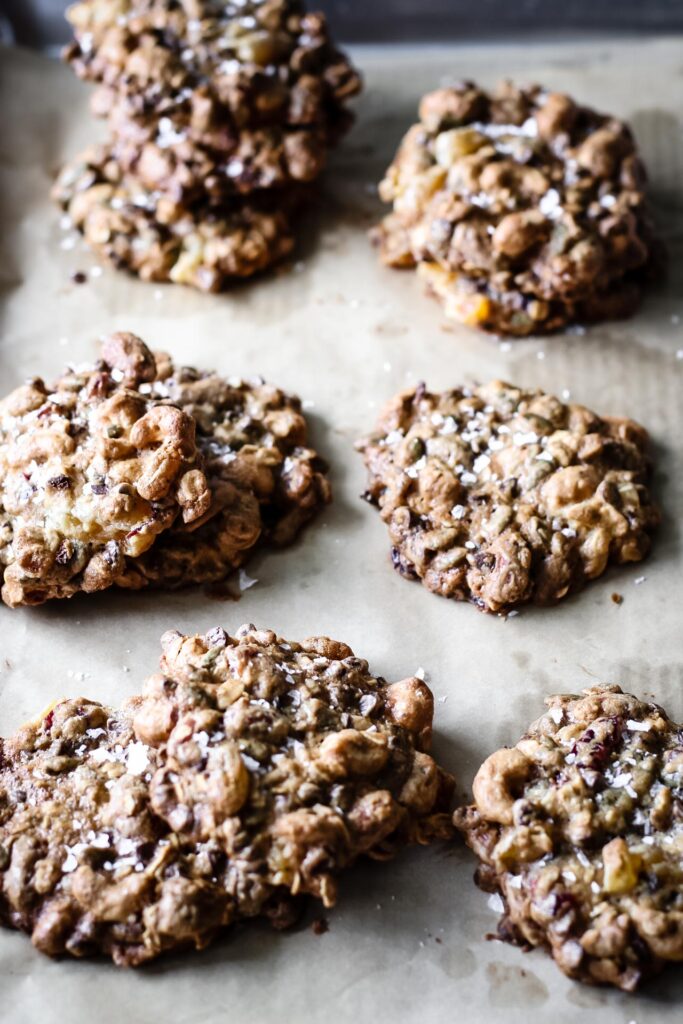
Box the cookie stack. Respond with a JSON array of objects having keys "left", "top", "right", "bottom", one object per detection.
[
  {"left": 53, "top": 0, "right": 361, "bottom": 290},
  {"left": 374, "top": 81, "right": 661, "bottom": 335}
]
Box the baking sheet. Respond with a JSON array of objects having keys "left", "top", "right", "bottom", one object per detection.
[{"left": 1, "top": 35, "right": 683, "bottom": 1024}]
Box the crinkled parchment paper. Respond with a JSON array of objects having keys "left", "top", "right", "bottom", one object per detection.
[{"left": 0, "top": 35, "right": 682, "bottom": 1024}]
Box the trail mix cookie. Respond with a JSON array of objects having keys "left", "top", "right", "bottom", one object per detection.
[
  {"left": 374, "top": 81, "right": 661, "bottom": 335},
  {"left": 454, "top": 685, "right": 683, "bottom": 990},
  {"left": 0, "top": 624, "right": 454, "bottom": 964},
  {"left": 57, "top": 0, "right": 360, "bottom": 286},
  {"left": 358, "top": 381, "right": 659, "bottom": 613},
  {"left": 53, "top": 146, "right": 296, "bottom": 288},
  {"left": 65, "top": 0, "right": 360, "bottom": 139},
  {"left": 0, "top": 333, "right": 329, "bottom": 605}
]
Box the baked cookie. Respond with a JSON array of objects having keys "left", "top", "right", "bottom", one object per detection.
[
  {"left": 374, "top": 81, "right": 661, "bottom": 335},
  {"left": 454, "top": 685, "right": 683, "bottom": 990},
  {"left": 358, "top": 381, "right": 659, "bottom": 613},
  {"left": 0, "top": 333, "right": 329, "bottom": 605},
  {"left": 53, "top": 146, "right": 296, "bottom": 288},
  {"left": 65, "top": 0, "right": 360, "bottom": 138},
  {"left": 0, "top": 624, "right": 454, "bottom": 964}
]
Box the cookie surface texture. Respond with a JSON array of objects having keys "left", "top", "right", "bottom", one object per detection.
[
  {"left": 375, "top": 81, "right": 661, "bottom": 335},
  {"left": 0, "top": 333, "right": 329, "bottom": 605},
  {"left": 0, "top": 625, "right": 453, "bottom": 965},
  {"left": 454, "top": 685, "right": 683, "bottom": 990},
  {"left": 358, "top": 381, "right": 658, "bottom": 613}
]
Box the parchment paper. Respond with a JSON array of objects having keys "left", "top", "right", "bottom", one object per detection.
[{"left": 1, "top": 36, "right": 682, "bottom": 1024}]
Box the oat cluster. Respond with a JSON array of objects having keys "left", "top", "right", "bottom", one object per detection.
[
  {"left": 0, "top": 332, "right": 329, "bottom": 605},
  {"left": 0, "top": 625, "right": 453, "bottom": 964},
  {"left": 374, "top": 81, "right": 660, "bottom": 335},
  {"left": 358, "top": 381, "right": 659, "bottom": 613},
  {"left": 55, "top": 0, "right": 361, "bottom": 288},
  {"left": 454, "top": 686, "right": 683, "bottom": 990}
]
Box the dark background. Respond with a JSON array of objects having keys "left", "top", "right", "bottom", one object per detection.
[
  {"left": 318, "top": 0, "right": 683, "bottom": 42},
  {"left": 3, "top": 0, "right": 683, "bottom": 49}
]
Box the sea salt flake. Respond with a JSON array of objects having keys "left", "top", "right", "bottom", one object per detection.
[
  {"left": 451, "top": 504, "right": 465, "bottom": 520},
  {"left": 62, "top": 851, "right": 79, "bottom": 873},
  {"left": 513, "top": 431, "right": 539, "bottom": 446},
  {"left": 89, "top": 832, "right": 111, "bottom": 849},
  {"left": 539, "top": 188, "right": 562, "bottom": 219},
  {"left": 612, "top": 771, "right": 632, "bottom": 788},
  {"left": 359, "top": 694, "right": 377, "bottom": 716},
  {"left": 487, "top": 893, "right": 504, "bottom": 913},
  {"left": 126, "top": 741, "right": 150, "bottom": 776},
  {"left": 634, "top": 576, "right": 646, "bottom": 585},
  {"left": 91, "top": 747, "right": 116, "bottom": 764},
  {"left": 238, "top": 569, "right": 258, "bottom": 591},
  {"left": 405, "top": 456, "right": 427, "bottom": 479},
  {"left": 415, "top": 667, "right": 426, "bottom": 680}
]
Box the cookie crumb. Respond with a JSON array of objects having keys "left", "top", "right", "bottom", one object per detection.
[
  {"left": 611, "top": 592, "right": 623, "bottom": 605},
  {"left": 312, "top": 917, "right": 329, "bottom": 936}
]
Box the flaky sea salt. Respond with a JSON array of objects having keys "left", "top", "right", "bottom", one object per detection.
[
  {"left": 126, "top": 742, "right": 149, "bottom": 776},
  {"left": 238, "top": 569, "right": 258, "bottom": 591}
]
